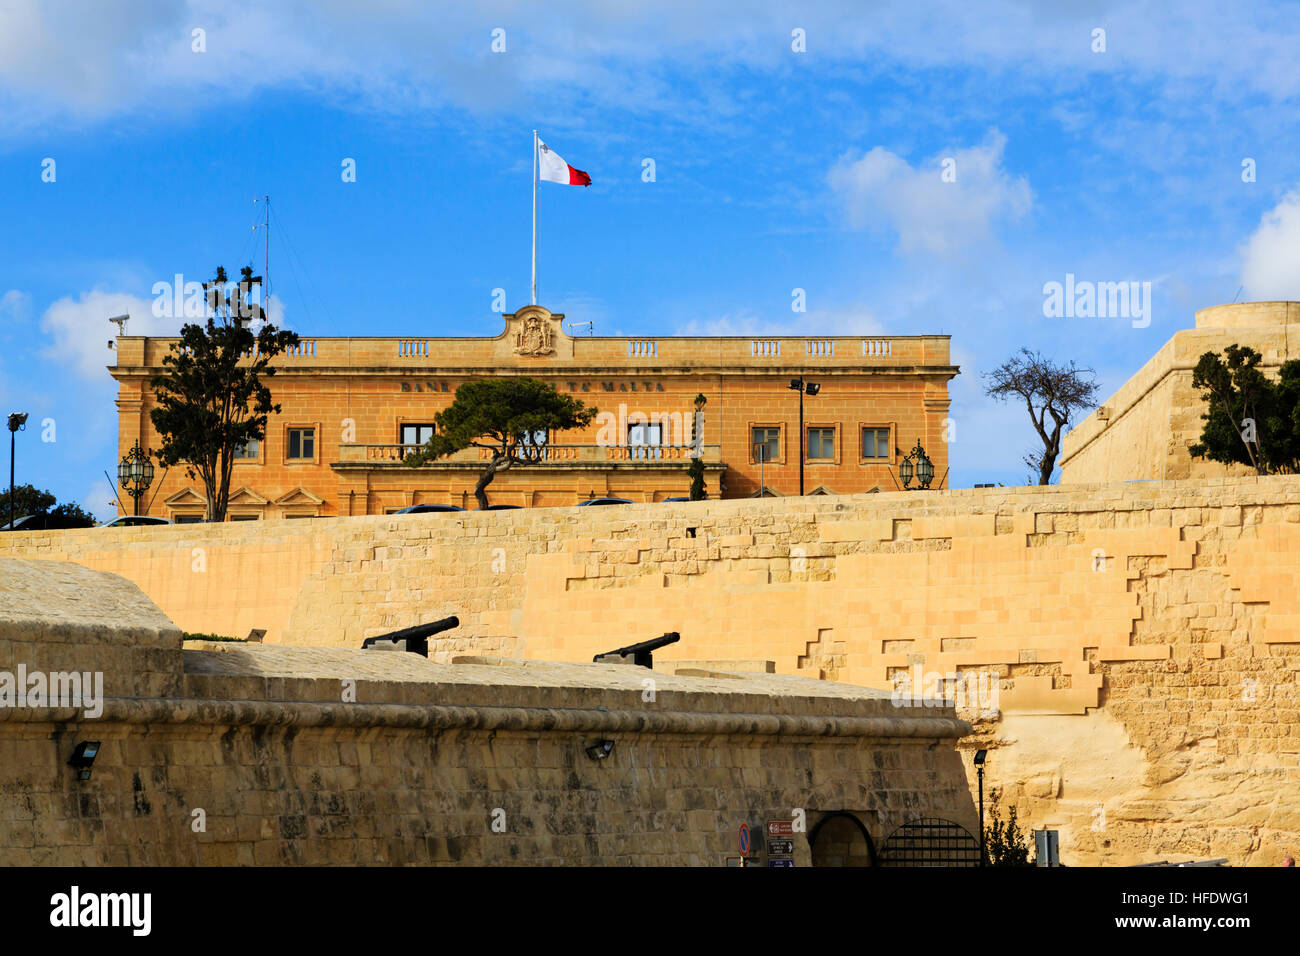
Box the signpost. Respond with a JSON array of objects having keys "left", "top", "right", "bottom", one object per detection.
[
  {"left": 767, "top": 820, "right": 795, "bottom": 867},
  {"left": 729, "top": 819, "right": 797, "bottom": 866}
]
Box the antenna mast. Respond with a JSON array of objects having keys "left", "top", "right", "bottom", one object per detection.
[
  {"left": 254, "top": 195, "right": 270, "bottom": 320},
  {"left": 263, "top": 195, "right": 270, "bottom": 312}
]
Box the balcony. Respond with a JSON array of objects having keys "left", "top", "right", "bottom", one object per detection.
[{"left": 333, "top": 442, "right": 725, "bottom": 470}]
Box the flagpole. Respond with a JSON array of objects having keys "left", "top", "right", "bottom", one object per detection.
[{"left": 531, "top": 129, "right": 538, "bottom": 305}]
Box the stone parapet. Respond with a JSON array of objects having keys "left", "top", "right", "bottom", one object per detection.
[{"left": 0, "top": 558, "right": 974, "bottom": 866}]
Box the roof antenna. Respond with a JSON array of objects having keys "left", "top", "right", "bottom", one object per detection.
[
  {"left": 254, "top": 195, "right": 270, "bottom": 318},
  {"left": 1232, "top": 285, "right": 1243, "bottom": 304}
]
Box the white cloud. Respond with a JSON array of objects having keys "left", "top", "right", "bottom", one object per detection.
[
  {"left": 675, "top": 305, "right": 885, "bottom": 338},
  {"left": 76, "top": 479, "right": 119, "bottom": 523},
  {"left": 0, "top": 289, "right": 32, "bottom": 322},
  {"left": 827, "top": 131, "right": 1032, "bottom": 261},
  {"left": 39, "top": 289, "right": 178, "bottom": 381},
  {"left": 1240, "top": 189, "right": 1300, "bottom": 301},
  {"left": 37, "top": 285, "right": 288, "bottom": 381},
  {"left": 3, "top": 2, "right": 1300, "bottom": 136}
]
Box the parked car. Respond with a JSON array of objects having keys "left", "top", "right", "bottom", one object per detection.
[
  {"left": 0, "top": 512, "right": 99, "bottom": 532},
  {"left": 99, "top": 515, "right": 174, "bottom": 528},
  {"left": 392, "top": 504, "right": 466, "bottom": 514},
  {"left": 660, "top": 496, "right": 690, "bottom": 503},
  {"left": 577, "top": 497, "right": 633, "bottom": 506}
]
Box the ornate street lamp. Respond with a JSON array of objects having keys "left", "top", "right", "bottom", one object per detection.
[
  {"left": 900, "top": 439, "right": 934, "bottom": 491},
  {"left": 117, "top": 440, "right": 156, "bottom": 516}
]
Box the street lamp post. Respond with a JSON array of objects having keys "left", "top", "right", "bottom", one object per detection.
[
  {"left": 6, "top": 413, "right": 28, "bottom": 531},
  {"left": 787, "top": 377, "right": 821, "bottom": 495},
  {"left": 117, "top": 440, "right": 156, "bottom": 516},
  {"left": 974, "top": 748, "right": 988, "bottom": 866}
]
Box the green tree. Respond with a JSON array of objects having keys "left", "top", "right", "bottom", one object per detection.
[
  {"left": 406, "top": 377, "right": 595, "bottom": 510},
  {"left": 984, "top": 350, "right": 1100, "bottom": 484},
  {"left": 688, "top": 393, "right": 708, "bottom": 500},
  {"left": 0, "top": 483, "right": 97, "bottom": 526},
  {"left": 150, "top": 266, "right": 299, "bottom": 522},
  {"left": 1189, "top": 344, "right": 1300, "bottom": 475},
  {"left": 983, "top": 789, "right": 1035, "bottom": 867}
]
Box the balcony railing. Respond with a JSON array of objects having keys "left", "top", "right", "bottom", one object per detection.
[{"left": 336, "top": 443, "right": 724, "bottom": 464}]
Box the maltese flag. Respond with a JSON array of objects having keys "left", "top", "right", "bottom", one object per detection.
[{"left": 537, "top": 139, "right": 591, "bottom": 186}]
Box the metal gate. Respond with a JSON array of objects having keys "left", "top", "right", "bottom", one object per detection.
[{"left": 878, "top": 818, "right": 981, "bottom": 866}]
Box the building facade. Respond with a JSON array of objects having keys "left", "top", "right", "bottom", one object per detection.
[{"left": 111, "top": 305, "right": 957, "bottom": 518}]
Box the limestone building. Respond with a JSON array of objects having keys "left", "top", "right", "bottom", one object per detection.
[
  {"left": 111, "top": 306, "right": 955, "bottom": 518},
  {"left": 1061, "top": 301, "right": 1300, "bottom": 483}
]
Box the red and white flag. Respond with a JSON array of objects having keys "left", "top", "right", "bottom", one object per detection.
[{"left": 537, "top": 139, "right": 591, "bottom": 186}]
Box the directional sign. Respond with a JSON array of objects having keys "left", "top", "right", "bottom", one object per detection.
[
  {"left": 767, "top": 858, "right": 795, "bottom": 867},
  {"left": 739, "top": 823, "right": 751, "bottom": 857},
  {"left": 768, "top": 839, "right": 794, "bottom": 856},
  {"left": 767, "top": 820, "right": 794, "bottom": 837}
]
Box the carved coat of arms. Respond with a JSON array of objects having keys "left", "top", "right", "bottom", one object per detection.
[{"left": 514, "top": 316, "right": 555, "bottom": 356}]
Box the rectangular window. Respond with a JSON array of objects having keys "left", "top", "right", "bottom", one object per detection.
[
  {"left": 233, "top": 439, "right": 259, "bottom": 460},
  {"left": 229, "top": 514, "right": 259, "bottom": 521},
  {"left": 628, "top": 422, "right": 662, "bottom": 460},
  {"left": 400, "top": 424, "right": 434, "bottom": 447},
  {"left": 287, "top": 428, "right": 315, "bottom": 460},
  {"left": 862, "top": 427, "right": 891, "bottom": 460},
  {"left": 807, "top": 427, "right": 836, "bottom": 460},
  {"left": 752, "top": 426, "right": 780, "bottom": 463},
  {"left": 519, "top": 428, "right": 549, "bottom": 460},
  {"left": 174, "top": 515, "right": 204, "bottom": 524}
]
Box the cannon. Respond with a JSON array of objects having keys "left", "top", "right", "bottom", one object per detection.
[
  {"left": 593, "top": 632, "right": 680, "bottom": 669},
  {"left": 361, "top": 616, "right": 459, "bottom": 658}
]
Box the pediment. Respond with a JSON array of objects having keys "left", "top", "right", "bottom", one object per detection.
[
  {"left": 164, "top": 487, "right": 207, "bottom": 507},
  {"left": 274, "top": 486, "right": 325, "bottom": 506},
  {"left": 227, "top": 486, "right": 268, "bottom": 506}
]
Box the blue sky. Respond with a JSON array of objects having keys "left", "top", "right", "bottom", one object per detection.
[{"left": 3, "top": 0, "right": 1300, "bottom": 517}]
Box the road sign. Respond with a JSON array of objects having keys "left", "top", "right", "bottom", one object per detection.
[
  {"left": 768, "top": 839, "right": 794, "bottom": 855},
  {"left": 767, "top": 820, "right": 794, "bottom": 837},
  {"left": 767, "top": 858, "right": 795, "bottom": 867},
  {"left": 739, "top": 823, "right": 751, "bottom": 857}
]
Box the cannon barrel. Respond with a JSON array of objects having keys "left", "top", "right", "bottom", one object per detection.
[
  {"left": 361, "top": 615, "right": 460, "bottom": 657},
  {"left": 593, "top": 631, "right": 680, "bottom": 668}
]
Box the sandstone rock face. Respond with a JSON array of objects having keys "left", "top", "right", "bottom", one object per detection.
[{"left": 2, "top": 475, "right": 1299, "bottom": 865}]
